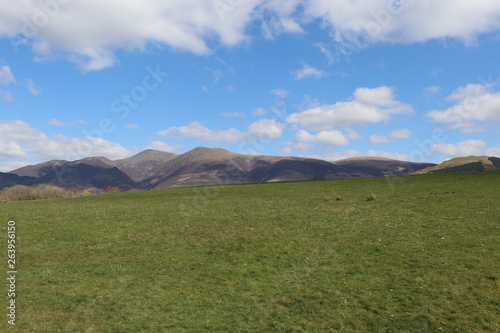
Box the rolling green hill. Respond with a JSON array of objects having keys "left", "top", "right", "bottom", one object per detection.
[{"left": 1, "top": 171, "right": 498, "bottom": 332}]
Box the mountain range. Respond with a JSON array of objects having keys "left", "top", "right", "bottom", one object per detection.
[{"left": 2, "top": 147, "right": 497, "bottom": 192}]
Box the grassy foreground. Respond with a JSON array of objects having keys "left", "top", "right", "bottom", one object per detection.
[{"left": 1, "top": 172, "right": 499, "bottom": 332}]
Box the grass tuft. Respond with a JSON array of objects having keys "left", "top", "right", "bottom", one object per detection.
[{"left": 366, "top": 193, "right": 377, "bottom": 201}]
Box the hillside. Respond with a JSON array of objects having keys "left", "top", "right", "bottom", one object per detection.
[
  {"left": 5, "top": 147, "right": 436, "bottom": 190},
  {"left": 140, "top": 147, "right": 355, "bottom": 189},
  {"left": 334, "top": 157, "right": 435, "bottom": 178},
  {"left": 413, "top": 156, "right": 500, "bottom": 174},
  {"left": 1, "top": 172, "right": 498, "bottom": 331}
]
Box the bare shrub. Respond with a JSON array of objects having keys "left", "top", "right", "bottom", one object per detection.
[
  {"left": 0, "top": 184, "right": 79, "bottom": 202},
  {"left": 103, "top": 186, "right": 124, "bottom": 194}
]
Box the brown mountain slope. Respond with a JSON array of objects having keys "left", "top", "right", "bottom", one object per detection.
[
  {"left": 334, "top": 157, "right": 436, "bottom": 178},
  {"left": 140, "top": 147, "right": 354, "bottom": 189},
  {"left": 5, "top": 147, "right": 462, "bottom": 191},
  {"left": 413, "top": 156, "right": 500, "bottom": 174},
  {"left": 114, "top": 150, "right": 177, "bottom": 182},
  {"left": 10, "top": 160, "right": 69, "bottom": 178}
]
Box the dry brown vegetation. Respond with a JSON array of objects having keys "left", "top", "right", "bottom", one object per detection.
[
  {"left": 103, "top": 186, "right": 125, "bottom": 194},
  {"left": 0, "top": 185, "right": 79, "bottom": 202}
]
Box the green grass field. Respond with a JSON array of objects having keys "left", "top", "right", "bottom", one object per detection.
[{"left": 1, "top": 172, "right": 499, "bottom": 332}]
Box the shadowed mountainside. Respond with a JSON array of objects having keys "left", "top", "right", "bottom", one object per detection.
[
  {"left": 334, "top": 157, "right": 436, "bottom": 178},
  {"left": 4, "top": 147, "right": 442, "bottom": 191}
]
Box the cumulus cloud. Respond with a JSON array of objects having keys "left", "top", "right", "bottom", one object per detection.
[
  {"left": 1, "top": 0, "right": 258, "bottom": 71},
  {"left": 0, "top": 120, "right": 138, "bottom": 171},
  {"left": 158, "top": 122, "right": 245, "bottom": 143},
  {"left": 304, "top": 0, "right": 500, "bottom": 47},
  {"left": 369, "top": 128, "right": 412, "bottom": 144},
  {"left": 158, "top": 119, "right": 284, "bottom": 143},
  {"left": 485, "top": 145, "right": 500, "bottom": 157},
  {"left": 293, "top": 62, "right": 327, "bottom": 80},
  {"left": 296, "top": 129, "right": 349, "bottom": 146},
  {"left": 271, "top": 88, "right": 289, "bottom": 98},
  {"left": 144, "top": 141, "right": 182, "bottom": 153},
  {"left": 427, "top": 83, "right": 500, "bottom": 133},
  {"left": 2, "top": 1, "right": 500, "bottom": 70},
  {"left": 432, "top": 139, "right": 488, "bottom": 157},
  {"left": 309, "top": 150, "right": 410, "bottom": 162},
  {"left": 248, "top": 119, "right": 284, "bottom": 140},
  {"left": 287, "top": 86, "right": 412, "bottom": 131},
  {"left": 0, "top": 66, "right": 16, "bottom": 85}
]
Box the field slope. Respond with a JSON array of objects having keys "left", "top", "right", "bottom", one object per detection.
[{"left": 1, "top": 172, "right": 499, "bottom": 332}]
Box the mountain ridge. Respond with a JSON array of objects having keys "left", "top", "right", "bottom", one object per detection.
[{"left": 10, "top": 147, "right": 491, "bottom": 191}]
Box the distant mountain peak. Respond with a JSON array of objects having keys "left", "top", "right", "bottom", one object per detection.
[{"left": 2, "top": 147, "right": 460, "bottom": 192}]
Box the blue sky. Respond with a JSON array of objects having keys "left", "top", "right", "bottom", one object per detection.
[{"left": 1, "top": 0, "right": 500, "bottom": 171}]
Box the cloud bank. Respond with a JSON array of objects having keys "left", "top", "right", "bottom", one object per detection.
[{"left": 2, "top": 0, "right": 500, "bottom": 71}]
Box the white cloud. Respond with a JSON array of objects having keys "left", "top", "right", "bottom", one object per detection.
[
  {"left": 391, "top": 128, "right": 412, "bottom": 139},
  {"left": 158, "top": 121, "right": 245, "bottom": 143},
  {"left": 0, "top": 66, "right": 16, "bottom": 85},
  {"left": 427, "top": 83, "right": 500, "bottom": 133},
  {"left": 144, "top": 141, "right": 182, "bottom": 153},
  {"left": 48, "top": 119, "right": 87, "bottom": 127},
  {"left": 0, "top": 120, "right": 185, "bottom": 171},
  {"left": 220, "top": 111, "right": 245, "bottom": 118},
  {"left": 1, "top": 1, "right": 500, "bottom": 71},
  {"left": 314, "top": 42, "right": 335, "bottom": 64},
  {"left": 1, "top": 1, "right": 258, "bottom": 71},
  {"left": 293, "top": 62, "right": 327, "bottom": 80},
  {"left": 370, "top": 128, "right": 413, "bottom": 144},
  {"left": 287, "top": 86, "right": 412, "bottom": 131},
  {"left": 278, "top": 147, "right": 292, "bottom": 155},
  {"left": 424, "top": 86, "right": 442, "bottom": 94},
  {"left": 432, "top": 139, "right": 488, "bottom": 157},
  {"left": 485, "top": 146, "right": 500, "bottom": 157},
  {"left": 293, "top": 142, "right": 315, "bottom": 152},
  {"left": 159, "top": 119, "right": 284, "bottom": 143},
  {"left": 309, "top": 149, "right": 410, "bottom": 162},
  {"left": 261, "top": 16, "right": 305, "bottom": 40},
  {"left": 126, "top": 124, "right": 139, "bottom": 129},
  {"left": 304, "top": 0, "right": 500, "bottom": 46},
  {"left": 296, "top": 129, "right": 349, "bottom": 146},
  {"left": 0, "top": 120, "right": 135, "bottom": 170},
  {"left": 364, "top": 150, "right": 410, "bottom": 161},
  {"left": 252, "top": 107, "right": 266, "bottom": 116},
  {"left": 369, "top": 134, "right": 391, "bottom": 144},
  {"left": 346, "top": 128, "right": 363, "bottom": 140},
  {"left": 24, "top": 78, "right": 41, "bottom": 96},
  {"left": 248, "top": 119, "right": 284, "bottom": 140},
  {"left": 271, "top": 88, "right": 289, "bottom": 98}
]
